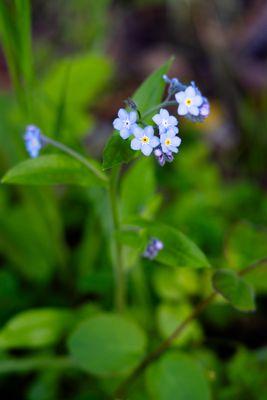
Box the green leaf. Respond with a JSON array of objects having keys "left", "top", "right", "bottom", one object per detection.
[
  {"left": 68, "top": 313, "right": 147, "bottom": 376},
  {"left": 102, "top": 58, "right": 172, "bottom": 169},
  {"left": 0, "top": 308, "right": 73, "bottom": 349},
  {"left": 145, "top": 351, "right": 211, "bottom": 400},
  {"left": 102, "top": 132, "right": 136, "bottom": 170},
  {"left": 121, "top": 157, "right": 156, "bottom": 219},
  {"left": 133, "top": 57, "right": 173, "bottom": 116},
  {"left": 157, "top": 303, "right": 202, "bottom": 346},
  {"left": 2, "top": 154, "right": 105, "bottom": 187},
  {"left": 226, "top": 222, "right": 267, "bottom": 271},
  {"left": 212, "top": 269, "right": 256, "bottom": 312},
  {"left": 141, "top": 223, "right": 210, "bottom": 269},
  {"left": 39, "top": 53, "right": 112, "bottom": 139}
]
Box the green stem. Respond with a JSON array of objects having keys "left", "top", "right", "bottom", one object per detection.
[
  {"left": 108, "top": 165, "right": 125, "bottom": 312},
  {"left": 0, "top": 356, "right": 73, "bottom": 374},
  {"left": 114, "top": 257, "right": 267, "bottom": 397},
  {"left": 44, "top": 136, "right": 108, "bottom": 184},
  {"left": 142, "top": 100, "right": 177, "bottom": 119}
]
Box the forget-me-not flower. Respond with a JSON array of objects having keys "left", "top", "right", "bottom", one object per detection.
[
  {"left": 160, "top": 129, "right": 181, "bottom": 154},
  {"left": 113, "top": 108, "right": 137, "bottom": 139},
  {"left": 200, "top": 98, "right": 210, "bottom": 117},
  {"left": 152, "top": 108, "right": 178, "bottom": 134},
  {"left": 143, "top": 238, "right": 164, "bottom": 260},
  {"left": 24, "top": 125, "right": 43, "bottom": 158},
  {"left": 175, "top": 85, "right": 203, "bottom": 117},
  {"left": 131, "top": 126, "right": 159, "bottom": 156}
]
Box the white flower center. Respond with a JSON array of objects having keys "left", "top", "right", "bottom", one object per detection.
[
  {"left": 123, "top": 119, "right": 130, "bottom": 128},
  {"left": 185, "top": 98, "right": 192, "bottom": 106},
  {"left": 141, "top": 135, "right": 150, "bottom": 145},
  {"left": 165, "top": 138, "right": 171, "bottom": 146},
  {"left": 162, "top": 119, "right": 169, "bottom": 127}
]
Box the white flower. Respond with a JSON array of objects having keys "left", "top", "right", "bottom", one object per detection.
[
  {"left": 160, "top": 129, "right": 181, "bottom": 154},
  {"left": 130, "top": 126, "right": 160, "bottom": 156},
  {"left": 113, "top": 108, "right": 137, "bottom": 139},
  {"left": 152, "top": 108, "right": 178, "bottom": 134},
  {"left": 175, "top": 86, "right": 203, "bottom": 117}
]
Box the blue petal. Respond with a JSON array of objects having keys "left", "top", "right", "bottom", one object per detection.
[
  {"left": 150, "top": 136, "right": 160, "bottom": 148},
  {"left": 131, "top": 138, "right": 141, "bottom": 150},
  {"left": 171, "top": 136, "right": 181, "bottom": 147},
  {"left": 120, "top": 128, "right": 131, "bottom": 139},
  {"left": 141, "top": 144, "right": 153, "bottom": 156},
  {"left": 118, "top": 108, "right": 128, "bottom": 119},
  {"left": 133, "top": 126, "right": 144, "bottom": 139},
  {"left": 144, "top": 126, "right": 154, "bottom": 138},
  {"left": 160, "top": 109, "right": 169, "bottom": 119},
  {"left": 152, "top": 114, "right": 161, "bottom": 125},
  {"left": 129, "top": 111, "right": 137, "bottom": 123},
  {"left": 113, "top": 118, "right": 123, "bottom": 130}
]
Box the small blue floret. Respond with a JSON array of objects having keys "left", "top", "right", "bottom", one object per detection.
[
  {"left": 24, "top": 125, "right": 43, "bottom": 158},
  {"left": 143, "top": 238, "right": 164, "bottom": 260},
  {"left": 152, "top": 108, "right": 178, "bottom": 134},
  {"left": 113, "top": 108, "right": 137, "bottom": 139}
]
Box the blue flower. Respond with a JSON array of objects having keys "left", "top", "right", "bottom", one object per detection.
[
  {"left": 152, "top": 108, "right": 178, "bottom": 134},
  {"left": 24, "top": 125, "right": 43, "bottom": 158},
  {"left": 143, "top": 238, "right": 164, "bottom": 260},
  {"left": 160, "top": 129, "right": 181, "bottom": 154},
  {"left": 131, "top": 126, "right": 160, "bottom": 156},
  {"left": 199, "top": 98, "right": 210, "bottom": 117},
  {"left": 113, "top": 108, "right": 137, "bottom": 139},
  {"left": 175, "top": 85, "right": 203, "bottom": 117}
]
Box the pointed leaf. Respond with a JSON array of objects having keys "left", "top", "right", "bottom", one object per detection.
[
  {"left": 212, "top": 269, "right": 256, "bottom": 312},
  {"left": 141, "top": 223, "right": 210, "bottom": 269},
  {"left": 2, "top": 154, "right": 106, "bottom": 187}
]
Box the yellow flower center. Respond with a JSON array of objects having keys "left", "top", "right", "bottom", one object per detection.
[
  {"left": 165, "top": 138, "right": 171, "bottom": 146},
  {"left": 141, "top": 135, "right": 150, "bottom": 144},
  {"left": 185, "top": 98, "right": 192, "bottom": 106}
]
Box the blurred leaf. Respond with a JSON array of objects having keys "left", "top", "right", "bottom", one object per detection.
[
  {"left": 153, "top": 266, "right": 199, "bottom": 301},
  {"left": 145, "top": 351, "right": 211, "bottom": 400},
  {"left": 68, "top": 313, "right": 146, "bottom": 376},
  {"left": 157, "top": 303, "right": 202, "bottom": 346},
  {"left": 102, "top": 58, "right": 172, "bottom": 169},
  {"left": 38, "top": 53, "right": 112, "bottom": 139},
  {"left": 2, "top": 154, "right": 105, "bottom": 187},
  {"left": 0, "top": 309, "right": 73, "bottom": 349},
  {"left": 212, "top": 269, "right": 255, "bottom": 312},
  {"left": 133, "top": 57, "right": 173, "bottom": 117},
  {"left": 121, "top": 157, "right": 155, "bottom": 220},
  {"left": 226, "top": 222, "right": 267, "bottom": 270},
  {"left": 0, "top": 0, "right": 33, "bottom": 108},
  {"left": 140, "top": 222, "right": 210, "bottom": 269},
  {"left": 0, "top": 206, "right": 56, "bottom": 283},
  {"left": 102, "top": 132, "right": 136, "bottom": 170},
  {"left": 14, "top": 0, "right": 33, "bottom": 88},
  {"left": 221, "top": 348, "right": 267, "bottom": 400},
  {"left": 27, "top": 371, "right": 59, "bottom": 400}
]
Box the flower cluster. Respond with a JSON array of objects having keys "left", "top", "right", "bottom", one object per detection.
[
  {"left": 143, "top": 238, "right": 164, "bottom": 260},
  {"left": 24, "top": 125, "right": 44, "bottom": 158},
  {"left": 113, "top": 75, "right": 210, "bottom": 166}
]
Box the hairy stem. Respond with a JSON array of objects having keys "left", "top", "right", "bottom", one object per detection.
[
  {"left": 114, "top": 257, "right": 267, "bottom": 398},
  {"left": 108, "top": 165, "right": 125, "bottom": 312},
  {"left": 44, "top": 136, "right": 108, "bottom": 183},
  {"left": 142, "top": 100, "right": 177, "bottom": 119}
]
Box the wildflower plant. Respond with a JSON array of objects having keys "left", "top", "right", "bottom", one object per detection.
[
  {"left": 112, "top": 72, "right": 209, "bottom": 166},
  {"left": 1, "top": 53, "right": 265, "bottom": 400}
]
